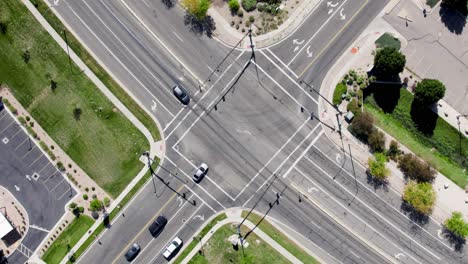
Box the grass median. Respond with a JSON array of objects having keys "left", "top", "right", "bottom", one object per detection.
[
  {"left": 42, "top": 215, "right": 94, "bottom": 264},
  {"left": 29, "top": 0, "right": 161, "bottom": 142},
  {"left": 0, "top": 0, "right": 153, "bottom": 197}
]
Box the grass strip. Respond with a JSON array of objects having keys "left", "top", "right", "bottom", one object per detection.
[
  {"left": 173, "top": 213, "right": 227, "bottom": 264},
  {"left": 66, "top": 157, "right": 160, "bottom": 263},
  {"left": 29, "top": 0, "right": 161, "bottom": 142},
  {"left": 241, "top": 211, "right": 319, "bottom": 263},
  {"left": 375, "top": 32, "right": 401, "bottom": 50},
  {"left": 42, "top": 215, "right": 94, "bottom": 264}
]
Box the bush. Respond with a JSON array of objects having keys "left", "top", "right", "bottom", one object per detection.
[
  {"left": 387, "top": 140, "right": 400, "bottom": 160},
  {"left": 349, "top": 111, "right": 375, "bottom": 141},
  {"left": 414, "top": 79, "right": 446, "bottom": 106},
  {"left": 368, "top": 130, "right": 386, "bottom": 152},
  {"left": 83, "top": 194, "right": 88, "bottom": 200},
  {"left": 347, "top": 98, "right": 360, "bottom": 117},
  {"left": 73, "top": 107, "right": 82, "bottom": 121},
  {"left": 368, "top": 152, "right": 389, "bottom": 180},
  {"left": 249, "top": 15, "right": 255, "bottom": 23},
  {"left": 228, "top": 0, "right": 240, "bottom": 13},
  {"left": 373, "top": 47, "right": 406, "bottom": 79},
  {"left": 398, "top": 153, "right": 436, "bottom": 182},
  {"left": 444, "top": 212, "right": 468, "bottom": 238},
  {"left": 18, "top": 116, "right": 27, "bottom": 126},
  {"left": 237, "top": 9, "right": 244, "bottom": 17},
  {"left": 333, "top": 83, "right": 347, "bottom": 105},
  {"left": 182, "top": 0, "right": 211, "bottom": 20},
  {"left": 257, "top": 2, "right": 267, "bottom": 12},
  {"left": 103, "top": 197, "right": 111, "bottom": 207},
  {"left": 69, "top": 202, "right": 77, "bottom": 210},
  {"left": 89, "top": 199, "right": 103, "bottom": 211},
  {"left": 242, "top": 0, "right": 257, "bottom": 11},
  {"left": 57, "top": 161, "right": 65, "bottom": 171},
  {"left": 403, "top": 181, "right": 436, "bottom": 215}
]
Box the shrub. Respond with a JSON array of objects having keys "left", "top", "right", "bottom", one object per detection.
[
  {"left": 237, "top": 9, "right": 244, "bottom": 17},
  {"left": 414, "top": 79, "right": 446, "bottom": 106},
  {"left": 249, "top": 15, "right": 255, "bottom": 23},
  {"left": 242, "top": 0, "right": 257, "bottom": 11},
  {"left": 368, "top": 152, "right": 389, "bottom": 180},
  {"left": 398, "top": 153, "right": 436, "bottom": 182},
  {"left": 69, "top": 202, "right": 77, "bottom": 210},
  {"left": 229, "top": 0, "right": 240, "bottom": 13},
  {"left": 73, "top": 107, "right": 82, "bottom": 121},
  {"left": 347, "top": 98, "right": 360, "bottom": 117},
  {"left": 182, "top": 0, "right": 211, "bottom": 20},
  {"left": 83, "top": 194, "right": 88, "bottom": 200},
  {"left": 387, "top": 140, "right": 400, "bottom": 160},
  {"left": 89, "top": 199, "right": 103, "bottom": 211},
  {"left": 368, "top": 130, "right": 386, "bottom": 152},
  {"left": 257, "top": 2, "right": 267, "bottom": 12},
  {"left": 18, "top": 116, "right": 26, "bottom": 126},
  {"left": 403, "top": 181, "right": 436, "bottom": 215},
  {"left": 333, "top": 83, "right": 347, "bottom": 105},
  {"left": 349, "top": 111, "right": 375, "bottom": 141},
  {"left": 57, "top": 161, "right": 65, "bottom": 171},
  {"left": 444, "top": 212, "right": 468, "bottom": 238},
  {"left": 22, "top": 50, "right": 31, "bottom": 63},
  {"left": 103, "top": 197, "right": 111, "bottom": 207}
]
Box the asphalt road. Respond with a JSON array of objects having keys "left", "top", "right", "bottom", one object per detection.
[{"left": 38, "top": 0, "right": 468, "bottom": 263}]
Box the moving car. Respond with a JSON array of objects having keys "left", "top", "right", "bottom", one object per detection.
[
  {"left": 124, "top": 243, "right": 141, "bottom": 262},
  {"left": 148, "top": 215, "right": 167, "bottom": 237},
  {"left": 162, "top": 236, "right": 183, "bottom": 260},
  {"left": 193, "top": 163, "right": 208, "bottom": 183},
  {"left": 172, "top": 85, "right": 190, "bottom": 105}
]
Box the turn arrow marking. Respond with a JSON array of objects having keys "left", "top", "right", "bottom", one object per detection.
[
  {"left": 327, "top": 1, "right": 338, "bottom": 7},
  {"left": 340, "top": 8, "right": 346, "bottom": 20}
]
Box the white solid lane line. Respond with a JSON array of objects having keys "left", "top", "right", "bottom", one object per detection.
[{"left": 265, "top": 48, "right": 299, "bottom": 78}]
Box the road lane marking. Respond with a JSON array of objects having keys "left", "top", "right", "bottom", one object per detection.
[
  {"left": 312, "top": 145, "right": 455, "bottom": 251},
  {"left": 287, "top": 0, "right": 351, "bottom": 66},
  {"left": 110, "top": 184, "right": 185, "bottom": 264},
  {"left": 242, "top": 123, "right": 322, "bottom": 206},
  {"left": 299, "top": 0, "right": 369, "bottom": 77},
  {"left": 303, "top": 156, "right": 443, "bottom": 260},
  {"left": 264, "top": 48, "right": 299, "bottom": 78},
  {"left": 65, "top": 1, "right": 175, "bottom": 117},
  {"left": 172, "top": 31, "right": 184, "bottom": 42},
  {"left": 282, "top": 130, "right": 324, "bottom": 178}
]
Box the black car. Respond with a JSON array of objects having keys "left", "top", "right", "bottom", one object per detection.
[
  {"left": 172, "top": 85, "right": 190, "bottom": 105},
  {"left": 148, "top": 216, "right": 167, "bottom": 237},
  {"left": 124, "top": 243, "right": 141, "bottom": 262}
]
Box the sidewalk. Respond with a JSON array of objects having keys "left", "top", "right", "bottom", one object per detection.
[
  {"left": 178, "top": 208, "right": 317, "bottom": 264},
  {"left": 210, "top": 0, "right": 321, "bottom": 48},
  {"left": 21, "top": 0, "right": 165, "bottom": 262},
  {"left": 318, "top": 11, "right": 468, "bottom": 222}
]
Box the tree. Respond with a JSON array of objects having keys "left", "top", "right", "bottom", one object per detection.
[
  {"left": 444, "top": 212, "right": 468, "bottom": 238},
  {"left": 403, "top": 181, "right": 436, "bottom": 215},
  {"left": 89, "top": 199, "right": 103, "bottom": 211},
  {"left": 373, "top": 47, "right": 406, "bottom": 79},
  {"left": 414, "top": 79, "right": 446, "bottom": 106},
  {"left": 182, "top": 0, "right": 211, "bottom": 20},
  {"left": 368, "top": 152, "right": 389, "bottom": 180},
  {"left": 228, "top": 0, "right": 240, "bottom": 13},
  {"left": 368, "top": 130, "right": 386, "bottom": 152},
  {"left": 349, "top": 111, "right": 375, "bottom": 141},
  {"left": 69, "top": 202, "right": 77, "bottom": 210},
  {"left": 441, "top": 0, "right": 468, "bottom": 14},
  {"left": 398, "top": 153, "right": 436, "bottom": 182}
]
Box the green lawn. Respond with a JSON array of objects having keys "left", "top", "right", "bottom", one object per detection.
[
  {"left": 173, "top": 213, "right": 227, "bottom": 264},
  {"left": 365, "top": 88, "right": 468, "bottom": 187},
  {"left": 29, "top": 0, "right": 160, "bottom": 142},
  {"left": 0, "top": 0, "right": 149, "bottom": 197},
  {"left": 426, "top": 0, "right": 440, "bottom": 8},
  {"left": 42, "top": 216, "right": 94, "bottom": 264},
  {"left": 375, "top": 33, "right": 401, "bottom": 50},
  {"left": 189, "top": 224, "right": 291, "bottom": 264},
  {"left": 68, "top": 157, "right": 159, "bottom": 263},
  {"left": 241, "top": 211, "right": 319, "bottom": 264},
  {"left": 333, "top": 83, "right": 347, "bottom": 105}
]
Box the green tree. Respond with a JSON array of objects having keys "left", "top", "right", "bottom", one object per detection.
[
  {"left": 228, "top": 0, "right": 240, "bottom": 13},
  {"left": 368, "top": 152, "right": 389, "bottom": 180},
  {"left": 414, "top": 79, "right": 446, "bottom": 106},
  {"left": 89, "top": 199, "right": 103, "bottom": 211},
  {"left": 403, "top": 181, "right": 436, "bottom": 215},
  {"left": 182, "top": 0, "right": 211, "bottom": 20},
  {"left": 444, "top": 212, "right": 468, "bottom": 238},
  {"left": 373, "top": 47, "right": 406, "bottom": 79},
  {"left": 349, "top": 111, "right": 375, "bottom": 141},
  {"left": 368, "top": 130, "right": 386, "bottom": 152},
  {"left": 441, "top": 0, "right": 468, "bottom": 14},
  {"left": 242, "top": 0, "right": 257, "bottom": 11},
  {"left": 398, "top": 153, "right": 436, "bottom": 182}
]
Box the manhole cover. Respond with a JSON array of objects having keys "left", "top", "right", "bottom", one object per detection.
[
  {"left": 32, "top": 173, "right": 40, "bottom": 181},
  {"left": 182, "top": 218, "right": 186, "bottom": 223},
  {"left": 2, "top": 137, "right": 8, "bottom": 144}
]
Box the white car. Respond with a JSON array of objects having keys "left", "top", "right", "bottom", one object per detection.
[
  {"left": 192, "top": 163, "right": 208, "bottom": 183},
  {"left": 162, "top": 236, "right": 183, "bottom": 259}
]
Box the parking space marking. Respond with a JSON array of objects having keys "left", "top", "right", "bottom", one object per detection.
[
  {"left": 20, "top": 146, "right": 37, "bottom": 160},
  {"left": 28, "top": 152, "right": 44, "bottom": 167},
  {"left": 57, "top": 184, "right": 74, "bottom": 200},
  {"left": 64, "top": 1, "right": 175, "bottom": 117},
  {"left": 38, "top": 163, "right": 52, "bottom": 174},
  {"left": 14, "top": 137, "right": 30, "bottom": 150},
  {"left": 49, "top": 178, "right": 66, "bottom": 193},
  {"left": 0, "top": 120, "right": 14, "bottom": 135},
  {"left": 43, "top": 171, "right": 61, "bottom": 185},
  {"left": 8, "top": 127, "right": 23, "bottom": 141},
  {"left": 0, "top": 111, "right": 7, "bottom": 121},
  {"left": 242, "top": 123, "right": 322, "bottom": 206}
]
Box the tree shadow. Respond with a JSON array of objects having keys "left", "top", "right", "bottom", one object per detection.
[
  {"left": 184, "top": 14, "right": 216, "bottom": 38},
  {"left": 439, "top": 4, "right": 467, "bottom": 35},
  {"left": 400, "top": 200, "right": 429, "bottom": 225},
  {"left": 367, "top": 82, "right": 401, "bottom": 113},
  {"left": 442, "top": 228, "right": 466, "bottom": 252},
  {"left": 161, "top": 0, "right": 176, "bottom": 8},
  {"left": 410, "top": 100, "right": 438, "bottom": 136},
  {"left": 366, "top": 170, "right": 389, "bottom": 192}
]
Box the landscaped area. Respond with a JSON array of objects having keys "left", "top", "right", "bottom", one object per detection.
[
  {"left": 188, "top": 224, "right": 290, "bottom": 264},
  {"left": 41, "top": 216, "right": 94, "bottom": 264},
  {"left": 0, "top": 0, "right": 150, "bottom": 197},
  {"left": 241, "top": 211, "right": 319, "bottom": 264},
  {"left": 365, "top": 88, "right": 468, "bottom": 187},
  {"left": 375, "top": 32, "right": 401, "bottom": 50}
]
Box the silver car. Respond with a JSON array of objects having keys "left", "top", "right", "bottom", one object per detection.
[{"left": 193, "top": 163, "right": 208, "bottom": 183}]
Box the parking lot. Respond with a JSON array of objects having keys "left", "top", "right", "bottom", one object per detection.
[{"left": 0, "top": 108, "right": 76, "bottom": 263}]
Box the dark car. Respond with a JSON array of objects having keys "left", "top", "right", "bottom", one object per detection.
[
  {"left": 172, "top": 85, "right": 190, "bottom": 105},
  {"left": 124, "top": 243, "right": 141, "bottom": 262},
  {"left": 148, "top": 216, "right": 167, "bottom": 237}
]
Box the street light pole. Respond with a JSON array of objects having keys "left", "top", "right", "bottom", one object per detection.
[{"left": 456, "top": 114, "right": 468, "bottom": 156}]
